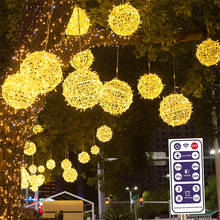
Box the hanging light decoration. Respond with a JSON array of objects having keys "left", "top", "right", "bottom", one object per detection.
[
  {"left": 61, "top": 159, "right": 72, "bottom": 170},
  {"left": 29, "top": 164, "right": 37, "bottom": 174},
  {"left": 33, "top": 125, "right": 44, "bottom": 134},
  {"left": 2, "top": 73, "right": 38, "bottom": 109},
  {"left": 78, "top": 151, "right": 90, "bottom": 164},
  {"left": 21, "top": 167, "right": 30, "bottom": 189},
  {"left": 65, "top": 6, "right": 90, "bottom": 36},
  {"left": 38, "top": 165, "right": 45, "bottom": 173},
  {"left": 63, "top": 168, "right": 78, "bottom": 183},
  {"left": 96, "top": 125, "right": 113, "bottom": 142},
  {"left": 90, "top": 145, "right": 100, "bottom": 155},
  {"left": 196, "top": 39, "right": 220, "bottom": 66},
  {"left": 159, "top": 94, "right": 192, "bottom": 127},
  {"left": 20, "top": 51, "right": 63, "bottom": 94},
  {"left": 63, "top": 69, "right": 103, "bottom": 110},
  {"left": 24, "top": 141, "right": 36, "bottom": 156},
  {"left": 46, "top": 159, "right": 56, "bottom": 170},
  {"left": 29, "top": 175, "right": 37, "bottom": 186},
  {"left": 70, "top": 49, "right": 94, "bottom": 70},
  {"left": 35, "top": 174, "right": 45, "bottom": 187},
  {"left": 99, "top": 78, "right": 133, "bottom": 115},
  {"left": 21, "top": 180, "right": 29, "bottom": 190},
  {"left": 138, "top": 73, "right": 164, "bottom": 99},
  {"left": 30, "top": 185, "right": 39, "bottom": 192},
  {"left": 108, "top": 3, "right": 140, "bottom": 36}
]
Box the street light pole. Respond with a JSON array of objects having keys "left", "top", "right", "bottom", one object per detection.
[{"left": 126, "top": 186, "right": 138, "bottom": 215}]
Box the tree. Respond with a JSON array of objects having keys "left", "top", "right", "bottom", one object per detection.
[
  {"left": 206, "top": 175, "right": 218, "bottom": 210},
  {"left": 0, "top": 0, "right": 219, "bottom": 218}
]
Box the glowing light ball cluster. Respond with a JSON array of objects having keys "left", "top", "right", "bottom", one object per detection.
[
  {"left": 138, "top": 74, "right": 164, "bottom": 99},
  {"left": 90, "top": 145, "right": 100, "bottom": 155},
  {"left": 21, "top": 167, "right": 30, "bottom": 189},
  {"left": 33, "top": 125, "right": 44, "bottom": 134},
  {"left": 63, "top": 168, "right": 78, "bottom": 183},
  {"left": 2, "top": 73, "right": 37, "bottom": 109},
  {"left": 38, "top": 165, "right": 45, "bottom": 173},
  {"left": 46, "top": 159, "right": 56, "bottom": 170},
  {"left": 61, "top": 159, "right": 72, "bottom": 170},
  {"left": 159, "top": 94, "right": 192, "bottom": 127},
  {"left": 78, "top": 151, "right": 90, "bottom": 164},
  {"left": 63, "top": 69, "right": 103, "bottom": 110},
  {"left": 29, "top": 164, "right": 37, "bottom": 174},
  {"left": 100, "top": 78, "right": 133, "bottom": 115},
  {"left": 20, "top": 51, "right": 63, "bottom": 94},
  {"left": 65, "top": 6, "right": 90, "bottom": 36},
  {"left": 70, "top": 49, "right": 94, "bottom": 70},
  {"left": 108, "top": 3, "right": 140, "bottom": 36},
  {"left": 96, "top": 125, "right": 113, "bottom": 142},
  {"left": 196, "top": 39, "right": 220, "bottom": 66},
  {"left": 24, "top": 141, "right": 36, "bottom": 156}
]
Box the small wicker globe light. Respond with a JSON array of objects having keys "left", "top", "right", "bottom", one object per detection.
[
  {"left": 30, "top": 185, "right": 39, "bottom": 192},
  {"left": 70, "top": 49, "right": 94, "bottom": 70},
  {"left": 108, "top": 3, "right": 140, "bottom": 36},
  {"left": 159, "top": 94, "right": 192, "bottom": 127},
  {"left": 138, "top": 73, "right": 164, "bottom": 99},
  {"left": 24, "top": 141, "right": 36, "bottom": 156},
  {"left": 196, "top": 39, "right": 220, "bottom": 66},
  {"left": 29, "top": 164, "right": 37, "bottom": 174},
  {"left": 38, "top": 165, "right": 45, "bottom": 173},
  {"left": 65, "top": 6, "right": 90, "bottom": 36},
  {"left": 2, "top": 73, "right": 37, "bottom": 109},
  {"left": 35, "top": 174, "right": 45, "bottom": 187},
  {"left": 46, "top": 159, "right": 56, "bottom": 170},
  {"left": 100, "top": 78, "right": 133, "bottom": 115},
  {"left": 63, "top": 168, "right": 78, "bottom": 183},
  {"left": 90, "top": 145, "right": 100, "bottom": 155},
  {"left": 63, "top": 69, "right": 103, "bottom": 110},
  {"left": 96, "top": 125, "right": 113, "bottom": 143},
  {"left": 21, "top": 180, "right": 29, "bottom": 189},
  {"left": 33, "top": 125, "right": 44, "bottom": 134},
  {"left": 21, "top": 167, "right": 30, "bottom": 189},
  {"left": 29, "top": 174, "right": 37, "bottom": 186},
  {"left": 20, "top": 51, "right": 63, "bottom": 94},
  {"left": 61, "top": 159, "right": 72, "bottom": 170},
  {"left": 78, "top": 151, "right": 90, "bottom": 164}
]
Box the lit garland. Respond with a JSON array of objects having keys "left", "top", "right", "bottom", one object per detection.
[
  {"left": 38, "top": 165, "right": 45, "bottom": 173},
  {"left": 138, "top": 73, "right": 164, "bottom": 99},
  {"left": 63, "top": 69, "right": 103, "bottom": 110},
  {"left": 70, "top": 49, "right": 94, "bottom": 70},
  {"left": 90, "top": 145, "right": 100, "bottom": 155},
  {"left": 20, "top": 51, "right": 63, "bottom": 94},
  {"left": 2, "top": 73, "right": 38, "bottom": 109},
  {"left": 196, "top": 39, "right": 220, "bottom": 66},
  {"left": 78, "top": 151, "right": 90, "bottom": 164},
  {"left": 96, "top": 125, "right": 113, "bottom": 142},
  {"left": 24, "top": 141, "right": 36, "bottom": 156},
  {"left": 61, "top": 159, "right": 72, "bottom": 170},
  {"left": 99, "top": 78, "right": 133, "bottom": 115},
  {"left": 29, "top": 164, "right": 37, "bottom": 174},
  {"left": 33, "top": 125, "right": 44, "bottom": 134},
  {"left": 46, "top": 159, "right": 56, "bottom": 170},
  {"left": 159, "top": 94, "right": 192, "bottom": 127},
  {"left": 62, "top": 168, "right": 78, "bottom": 183},
  {"left": 65, "top": 6, "right": 90, "bottom": 36},
  {"left": 108, "top": 3, "right": 140, "bottom": 36}
]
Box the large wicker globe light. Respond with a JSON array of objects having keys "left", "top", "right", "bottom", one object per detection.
[
  {"left": 78, "top": 151, "right": 90, "bottom": 164},
  {"left": 63, "top": 69, "right": 103, "bottom": 110},
  {"left": 196, "top": 39, "right": 220, "bottom": 66},
  {"left": 65, "top": 6, "right": 90, "bottom": 36},
  {"left": 138, "top": 73, "right": 164, "bottom": 99},
  {"left": 90, "top": 145, "right": 100, "bottom": 155},
  {"left": 20, "top": 51, "right": 63, "bottom": 94},
  {"left": 33, "top": 125, "right": 44, "bottom": 134},
  {"left": 38, "top": 165, "right": 45, "bottom": 173},
  {"left": 24, "top": 141, "right": 36, "bottom": 156},
  {"left": 108, "top": 3, "right": 140, "bottom": 36},
  {"left": 61, "top": 159, "right": 72, "bottom": 170},
  {"left": 70, "top": 49, "right": 94, "bottom": 70},
  {"left": 2, "top": 73, "right": 37, "bottom": 109},
  {"left": 159, "top": 94, "right": 192, "bottom": 127},
  {"left": 29, "top": 164, "right": 37, "bottom": 174},
  {"left": 63, "top": 168, "right": 78, "bottom": 183},
  {"left": 46, "top": 159, "right": 56, "bottom": 170},
  {"left": 100, "top": 78, "right": 133, "bottom": 115},
  {"left": 96, "top": 125, "right": 113, "bottom": 142}
]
